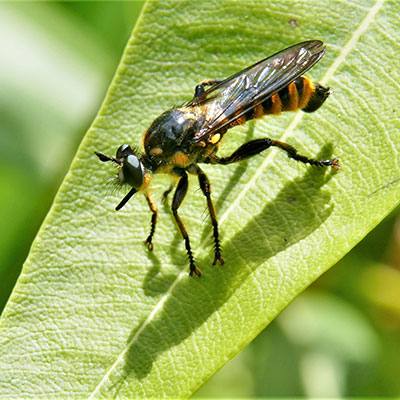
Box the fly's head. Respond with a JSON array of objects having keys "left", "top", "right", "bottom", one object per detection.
[{"left": 95, "top": 144, "right": 150, "bottom": 210}]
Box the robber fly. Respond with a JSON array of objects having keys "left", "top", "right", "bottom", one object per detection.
[{"left": 95, "top": 40, "right": 340, "bottom": 277}]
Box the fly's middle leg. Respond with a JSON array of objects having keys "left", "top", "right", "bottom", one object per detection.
[
  {"left": 196, "top": 166, "right": 225, "bottom": 266},
  {"left": 172, "top": 171, "right": 201, "bottom": 277},
  {"left": 144, "top": 193, "right": 158, "bottom": 251}
]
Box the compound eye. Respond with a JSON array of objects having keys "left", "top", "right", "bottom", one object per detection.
[
  {"left": 116, "top": 144, "right": 133, "bottom": 159},
  {"left": 122, "top": 154, "right": 144, "bottom": 188}
]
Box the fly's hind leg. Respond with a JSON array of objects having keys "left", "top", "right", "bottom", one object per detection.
[
  {"left": 172, "top": 170, "right": 201, "bottom": 277},
  {"left": 144, "top": 193, "right": 157, "bottom": 251},
  {"left": 195, "top": 165, "right": 224, "bottom": 266},
  {"left": 209, "top": 138, "right": 340, "bottom": 170},
  {"left": 269, "top": 140, "right": 340, "bottom": 170},
  {"left": 194, "top": 79, "right": 223, "bottom": 98}
]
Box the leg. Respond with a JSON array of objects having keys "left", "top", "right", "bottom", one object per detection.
[
  {"left": 162, "top": 183, "right": 175, "bottom": 204},
  {"left": 144, "top": 193, "right": 157, "bottom": 251},
  {"left": 172, "top": 171, "right": 201, "bottom": 277},
  {"left": 195, "top": 165, "right": 225, "bottom": 266},
  {"left": 194, "top": 79, "right": 223, "bottom": 98},
  {"left": 208, "top": 138, "right": 340, "bottom": 170}
]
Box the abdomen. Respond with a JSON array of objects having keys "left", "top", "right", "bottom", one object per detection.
[{"left": 238, "top": 76, "right": 330, "bottom": 125}]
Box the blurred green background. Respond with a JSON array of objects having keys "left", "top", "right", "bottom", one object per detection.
[{"left": 0, "top": 2, "right": 399, "bottom": 397}]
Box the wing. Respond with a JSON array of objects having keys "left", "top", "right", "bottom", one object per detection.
[{"left": 188, "top": 40, "right": 326, "bottom": 142}]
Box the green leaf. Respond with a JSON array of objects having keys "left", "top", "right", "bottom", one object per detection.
[{"left": 1, "top": 0, "right": 399, "bottom": 397}]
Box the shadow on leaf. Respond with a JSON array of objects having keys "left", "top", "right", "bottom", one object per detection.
[{"left": 107, "top": 144, "right": 338, "bottom": 393}]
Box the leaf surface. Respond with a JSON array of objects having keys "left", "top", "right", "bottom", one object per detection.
[{"left": 1, "top": 0, "right": 399, "bottom": 397}]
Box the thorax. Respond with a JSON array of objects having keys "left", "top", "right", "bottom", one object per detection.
[{"left": 142, "top": 106, "right": 220, "bottom": 172}]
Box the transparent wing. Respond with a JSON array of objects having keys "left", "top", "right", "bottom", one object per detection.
[{"left": 189, "top": 40, "right": 326, "bottom": 141}]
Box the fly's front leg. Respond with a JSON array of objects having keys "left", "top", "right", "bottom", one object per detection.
[
  {"left": 195, "top": 166, "right": 225, "bottom": 266},
  {"left": 172, "top": 171, "right": 201, "bottom": 277},
  {"left": 209, "top": 138, "right": 340, "bottom": 170},
  {"left": 194, "top": 79, "right": 223, "bottom": 98},
  {"left": 144, "top": 193, "right": 157, "bottom": 251}
]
